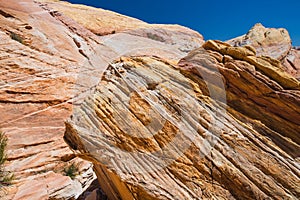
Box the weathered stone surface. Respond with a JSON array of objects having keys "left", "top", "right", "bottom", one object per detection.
[
  {"left": 66, "top": 53, "right": 300, "bottom": 199},
  {"left": 284, "top": 48, "right": 300, "bottom": 79},
  {"left": 37, "top": 0, "right": 148, "bottom": 36},
  {"left": 203, "top": 40, "right": 300, "bottom": 90},
  {"left": 180, "top": 43, "right": 300, "bottom": 157},
  {"left": 0, "top": 0, "right": 95, "bottom": 198},
  {"left": 0, "top": 0, "right": 204, "bottom": 199},
  {"left": 1, "top": 0, "right": 299, "bottom": 199},
  {"left": 228, "top": 23, "right": 291, "bottom": 60},
  {"left": 227, "top": 23, "right": 300, "bottom": 79}
]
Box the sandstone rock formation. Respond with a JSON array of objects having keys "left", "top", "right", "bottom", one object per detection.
[
  {"left": 228, "top": 23, "right": 300, "bottom": 79},
  {"left": 65, "top": 46, "right": 300, "bottom": 199},
  {"left": 0, "top": 0, "right": 203, "bottom": 199},
  {"left": 1, "top": 0, "right": 300, "bottom": 199}
]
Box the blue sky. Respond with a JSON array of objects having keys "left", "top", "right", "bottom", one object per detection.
[{"left": 66, "top": 0, "right": 300, "bottom": 46}]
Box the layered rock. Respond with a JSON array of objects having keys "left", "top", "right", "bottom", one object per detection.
[
  {"left": 284, "top": 48, "right": 300, "bottom": 79},
  {"left": 228, "top": 23, "right": 300, "bottom": 79},
  {"left": 181, "top": 40, "right": 300, "bottom": 157},
  {"left": 0, "top": 0, "right": 203, "bottom": 199},
  {"left": 1, "top": 0, "right": 299, "bottom": 199},
  {"left": 228, "top": 23, "right": 291, "bottom": 60},
  {"left": 65, "top": 45, "right": 300, "bottom": 199}
]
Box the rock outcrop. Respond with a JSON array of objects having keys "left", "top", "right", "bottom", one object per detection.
[
  {"left": 228, "top": 23, "right": 300, "bottom": 79},
  {"left": 0, "top": 0, "right": 203, "bottom": 199},
  {"left": 1, "top": 0, "right": 299, "bottom": 199},
  {"left": 65, "top": 40, "right": 300, "bottom": 199}
]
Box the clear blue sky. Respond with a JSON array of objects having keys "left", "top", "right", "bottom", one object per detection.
[{"left": 66, "top": 0, "right": 300, "bottom": 46}]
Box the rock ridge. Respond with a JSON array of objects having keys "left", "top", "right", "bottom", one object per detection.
[
  {"left": 65, "top": 42, "right": 300, "bottom": 199},
  {"left": 0, "top": 0, "right": 204, "bottom": 199},
  {"left": 0, "top": 0, "right": 299, "bottom": 199}
]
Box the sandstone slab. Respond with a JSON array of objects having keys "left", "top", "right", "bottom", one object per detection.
[
  {"left": 66, "top": 55, "right": 300, "bottom": 199},
  {"left": 0, "top": 0, "right": 204, "bottom": 199}
]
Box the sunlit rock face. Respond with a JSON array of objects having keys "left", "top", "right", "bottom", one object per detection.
[
  {"left": 228, "top": 23, "right": 300, "bottom": 79},
  {"left": 66, "top": 45, "right": 300, "bottom": 199},
  {"left": 0, "top": 0, "right": 203, "bottom": 199},
  {"left": 1, "top": 0, "right": 299, "bottom": 199}
]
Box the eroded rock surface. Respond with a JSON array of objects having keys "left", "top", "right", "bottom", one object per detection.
[
  {"left": 1, "top": 0, "right": 299, "bottom": 199},
  {"left": 65, "top": 51, "right": 300, "bottom": 199},
  {"left": 0, "top": 0, "right": 203, "bottom": 199},
  {"left": 228, "top": 23, "right": 300, "bottom": 79},
  {"left": 228, "top": 23, "right": 291, "bottom": 60}
]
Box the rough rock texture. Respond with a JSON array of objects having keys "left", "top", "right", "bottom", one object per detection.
[
  {"left": 65, "top": 44, "right": 300, "bottom": 199},
  {"left": 284, "top": 48, "right": 300, "bottom": 79},
  {"left": 228, "top": 23, "right": 291, "bottom": 60},
  {"left": 228, "top": 23, "right": 300, "bottom": 79},
  {"left": 1, "top": 0, "right": 300, "bottom": 199},
  {"left": 0, "top": 0, "right": 94, "bottom": 199},
  {"left": 0, "top": 0, "right": 203, "bottom": 199}
]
